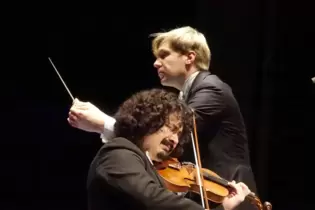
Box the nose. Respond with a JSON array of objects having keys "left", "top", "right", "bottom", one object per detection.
[
  {"left": 170, "top": 133, "right": 179, "bottom": 148},
  {"left": 153, "top": 59, "right": 162, "bottom": 69}
]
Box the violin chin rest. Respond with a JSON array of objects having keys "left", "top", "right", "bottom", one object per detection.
[{"left": 181, "top": 162, "right": 195, "bottom": 166}]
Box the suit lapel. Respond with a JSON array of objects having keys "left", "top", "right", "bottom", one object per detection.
[{"left": 112, "top": 138, "right": 166, "bottom": 188}]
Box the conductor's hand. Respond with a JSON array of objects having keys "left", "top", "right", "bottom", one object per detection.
[{"left": 67, "top": 98, "right": 106, "bottom": 133}]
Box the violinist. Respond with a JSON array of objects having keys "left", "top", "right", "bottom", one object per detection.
[{"left": 86, "top": 88, "right": 251, "bottom": 210}]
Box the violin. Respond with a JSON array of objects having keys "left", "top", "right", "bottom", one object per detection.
[
  {"left": 155, "top": 158, "right": 229, "bottom": 203},
  {"left": 155, "top": 158, "right": 272, "bottom": 210},
  {"left": 155, "top": 109, "right": 272, "bottom": 210}
]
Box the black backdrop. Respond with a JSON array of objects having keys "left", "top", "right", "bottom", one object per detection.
[{"left": 4, "top": 1, "right": 313, "bottom": 210}]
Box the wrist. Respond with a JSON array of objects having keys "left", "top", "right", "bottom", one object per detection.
[
  {"left": 96, "top": 114, "right": 106, "bottom": 134},
  {"left": 97, "top": 124, "right": 105, "bottom": 134}
]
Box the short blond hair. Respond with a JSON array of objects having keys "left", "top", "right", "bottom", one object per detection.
[{"left": 150, "top": 26, "right": 211, "bottom": 70}]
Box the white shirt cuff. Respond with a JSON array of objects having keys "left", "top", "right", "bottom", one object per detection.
[{"left": 100, "top": 114, "right": 116, "bottom": 143}]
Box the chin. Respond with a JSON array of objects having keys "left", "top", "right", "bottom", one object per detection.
[
  {"left": 156, "top": 152, "right": 170, "bottom": 161},
  {"left": 160, "top": 79, "right": 171, "bottom": 86},
  {"left": 160, "top": 81, "right": 168, "bottom": 87}
]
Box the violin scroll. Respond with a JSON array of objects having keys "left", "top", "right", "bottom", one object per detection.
[
  {"left": 247, "top": 192, "right": 272, "bottom": 210},
  {"left": 263, "top": 201, "right": 272, "bottom": 210}
]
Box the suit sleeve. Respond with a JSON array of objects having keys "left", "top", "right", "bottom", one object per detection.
[
  {"left": 187, "top": 85, "right": 226, "bottom": 137},
  {"left": 96, "top": 149, "right": 204, "bottom": 210}
]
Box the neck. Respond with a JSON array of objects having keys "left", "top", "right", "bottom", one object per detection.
[{"left": 177, "top": 66, "right": 198, "bottom": 90}]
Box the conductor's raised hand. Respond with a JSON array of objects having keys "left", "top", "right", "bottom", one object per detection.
[{"left": 67, "top": 98, "right": 106, "bottom": 133}]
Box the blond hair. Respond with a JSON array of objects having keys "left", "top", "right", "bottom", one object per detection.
[{"left": 150, "top": 26, "right": 211, "bottom": 70}]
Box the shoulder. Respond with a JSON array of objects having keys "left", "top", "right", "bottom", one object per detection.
[
  {"left": 103, "top": 148, "right": 144, "bottom": 163},
  {"left": 187, "top": 73, "right": 236, "bottom": 108},
  {"left": 95, "top": 137, "right": 146, "bottom": 166},
  {"left": 94, "top": 147, "right": 147, "bottom": 176},
  {"left": 199, "top": 73, "right": 228, "bottom": 88},
  {"left": 190, "top": 73, "right": 232, "bottom": 95}
]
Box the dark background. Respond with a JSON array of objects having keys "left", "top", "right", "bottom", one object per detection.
[{"left": 3, "top": 1, "right": 313, "bottom": 210}]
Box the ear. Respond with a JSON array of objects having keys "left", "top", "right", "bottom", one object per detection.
[{"left": 185, "top": 51, "right": 196, "bottom": 65}]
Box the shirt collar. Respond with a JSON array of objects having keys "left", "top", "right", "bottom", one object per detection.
[
  {"left": 145, "top": 151, "right": 153, "bottom": 165},
  {"left": 179, "top": 71, "right": 200, "bottom": 101}
]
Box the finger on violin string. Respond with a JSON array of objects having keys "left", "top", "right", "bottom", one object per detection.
[
  {"left": 238, "top": 182, "right": 248, "bottom": 190},
  {"left": 227, "top": 180, "right": 235, "bottom": 187},
  {"left": 227, "top": 180, "right": 237, "bottom": 189}
]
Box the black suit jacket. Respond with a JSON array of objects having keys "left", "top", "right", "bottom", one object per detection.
[
  {"left": 180, "top": 71, "right": 257, "bottom": 209},
  {"left": 87, "top": 137, "right": 204, "bottom": 210}
]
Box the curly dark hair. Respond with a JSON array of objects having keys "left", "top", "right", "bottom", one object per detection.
[{"left": 114, "top": 88, "right": 193, "bottom": 158}]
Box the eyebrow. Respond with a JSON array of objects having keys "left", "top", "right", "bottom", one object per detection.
[
  {"left": 157, "top": 48, "right": 169, "bottom": 54},
  {"left": 170, "top": 122, "right": 183, "bottom": 131}
]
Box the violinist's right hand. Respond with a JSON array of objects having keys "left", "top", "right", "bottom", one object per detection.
[{"left": 67, "top": 98, "right": 106, "bottom": 133}]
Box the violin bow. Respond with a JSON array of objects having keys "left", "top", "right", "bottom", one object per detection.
[
  {"left": 48, "top": 57, "right": 75, "bottom": 101},
  {"left": 190, "top": 109, "right": 210, "bottom": 209},
  {"left": 190, "top": 109, "right": 272, "bottom": 210}
]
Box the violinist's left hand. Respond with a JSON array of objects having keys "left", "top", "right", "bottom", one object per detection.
[{"left": 221, "top": 180, "right": 251, "bottom": 210}]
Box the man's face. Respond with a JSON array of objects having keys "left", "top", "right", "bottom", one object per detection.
[
  {"left": 153, "top": 42, "right": 187, "bottom": 89},
  {"left": 143, "top": 114, "right": 183, "bottom": 162}
]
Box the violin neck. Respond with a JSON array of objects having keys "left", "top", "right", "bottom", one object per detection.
[
  {"left": 202, "top": 171, "right": 265, "bottom": 209},
  {"left": 202, "top": 172, "right": 229, "bottom": 187}
]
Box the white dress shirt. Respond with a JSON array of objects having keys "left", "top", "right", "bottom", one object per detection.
[
  {"left": 179, "top": 71, "right": 200, "bottom": 101},
  {"left": 100, "top": 114, "right": 116, "bottom": 143}
]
